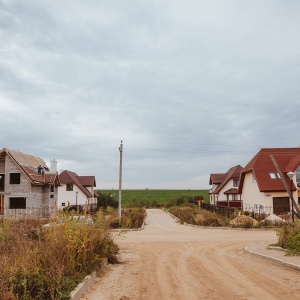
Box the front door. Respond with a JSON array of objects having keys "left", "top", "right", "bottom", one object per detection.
[{"left": 273, "top": 197, "right": 290, "bottom": 215}]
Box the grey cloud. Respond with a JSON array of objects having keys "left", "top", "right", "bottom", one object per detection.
[{"left": 1, "top": 1, "right": 300, "bottom": 188}]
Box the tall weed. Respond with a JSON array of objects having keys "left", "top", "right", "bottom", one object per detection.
[
  {"left": 104, "top": 207, "right": 146, "bottom": 229},
  {"left": 0, "top": 212, "right": 119, "bottom": 300}
]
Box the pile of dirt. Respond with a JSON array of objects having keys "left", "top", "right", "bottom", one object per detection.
[{"left": 230, "top": 215, "right": 259, "bottom": 228}]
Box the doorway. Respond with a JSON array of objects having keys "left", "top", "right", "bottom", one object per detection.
[{"left": 273, "top": 197, "right": 290, "bottom": 215}]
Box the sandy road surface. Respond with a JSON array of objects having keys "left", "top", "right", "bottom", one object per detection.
[{"left": 82, "top": 209, "right": 300, "bottom": 300}]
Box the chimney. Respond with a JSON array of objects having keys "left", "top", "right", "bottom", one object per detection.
[{"left": 50, "top": 159, "right": 57, "bottom": 172}]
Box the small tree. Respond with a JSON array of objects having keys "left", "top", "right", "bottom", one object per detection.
[{"left": 97, "top": 192, "right": 118, "bottom": 209}]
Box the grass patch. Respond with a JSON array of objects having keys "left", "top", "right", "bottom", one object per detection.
[{"left": 97, "top": 189, "right": 209, "bottom": 207}]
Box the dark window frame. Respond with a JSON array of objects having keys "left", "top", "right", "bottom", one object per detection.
[
  {"left": 66, "top": 184, "right": 73, "bottom": 191},
  {"left": 9, "top": 197, "right": 26, "bottom": 209},
  {"left": 9, "top": 173, "right": 21, "bottom": 184}
]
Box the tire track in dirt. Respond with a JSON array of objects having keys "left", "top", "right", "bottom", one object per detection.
[{"left": 82, "top": 209, "right": 299, "bottom": 300}]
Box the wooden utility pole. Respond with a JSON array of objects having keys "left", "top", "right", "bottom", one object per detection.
[{"left": 118, "top": 141, "right": 123, "bottom": 225}]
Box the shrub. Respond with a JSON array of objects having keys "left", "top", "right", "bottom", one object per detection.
[
  {"left": 165, "top": 195, "right": 191, "bottom": 208},
  {"left": 276, "top": 221, "right": 300, "bottom": 255},
  {"left": 169, "top": 206, "right": 227, "bottom": 226},
  {"left": 105, "top": 208, "right": 147, "bottom": 229}
]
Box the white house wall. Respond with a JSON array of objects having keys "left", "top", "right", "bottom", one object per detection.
[
  {"left": 242, "top": 171, "right": 293, "bottom": 214},
  {"left": 218, "top": 180, "right": 236, "bottom": 201},
  {"left": 57, "top": 185, "right": 89, "bottom": 210}
]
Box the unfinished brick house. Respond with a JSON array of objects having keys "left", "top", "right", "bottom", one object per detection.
[{"left": 0, "top": 148, "right": 60, "bottom": 219}]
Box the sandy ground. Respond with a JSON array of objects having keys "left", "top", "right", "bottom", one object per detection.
[{"left": 81, "top": 209, "right": 300, "bottom": 300}]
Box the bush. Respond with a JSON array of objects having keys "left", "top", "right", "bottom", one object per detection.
[
  {"left": 169, "top": 206, "right": 228, "bottom": 226},
  {"left": 165, "top": 195, "right": 192, "bottom": 208},
  {"left": 105, "top": 207, "right": 147, "bottom": 229},
  {"left": 276, "top": 221, "right": 300, "bottom": 255},
  {"left": 97, "top": 192, "right": 118, "bottom": 209}
]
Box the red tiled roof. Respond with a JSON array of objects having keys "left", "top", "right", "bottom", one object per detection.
[
  {"left": 214, "top": 165, "right": 243, "bottom": 194},
  {"left": 209, "top": 173, "right": 226, "bottom": 185},
  {"left": 59, "top": 170, "right": 95, "bottom": 197},
  {"left": 78, "top": 176, "right": 96, "bottom": 187},
  {"left": 239, "top": 148, "right": 300, "bottom": 192},
  {"left": 224, "top": 188, "right": 239, "bottom": 194}
]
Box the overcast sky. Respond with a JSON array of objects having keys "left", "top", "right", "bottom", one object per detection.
[{"left": 1, "top": 1, "right": 300, "bottom": 190}]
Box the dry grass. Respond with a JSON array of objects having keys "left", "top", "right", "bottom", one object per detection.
[
  {"left": 103, "top": 207, "right": 147, "bottom": 229},
  {"left": 169, "top": 206, "right": 229, "bottom": 226},
  {"left": 0, "top": 212, "right": 119, "bottom": 300}
]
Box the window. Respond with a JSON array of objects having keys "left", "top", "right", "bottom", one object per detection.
[
  {"left": 50, "top": 185, "right": 54, "bottom": 192},
  {"left": 233, "top": 179, "right": 238, "bottom": 187},
  {"left": 269, "top": 172, "right": 281, "bottom": 179},
  {"left": 9, "top": 197, "right": 26, "bottom": 209},
  {"left": 66, "top": 184, "right": 73, "bottom": 191},
  {"left": 50, "top": 195, "right": 54, "bottom": 198},
  {"left": 9, "top": 173, "right": 20, "bottom": 184},
  {"left": 0, "top": 174, "right": 4, "bottom": 191}
]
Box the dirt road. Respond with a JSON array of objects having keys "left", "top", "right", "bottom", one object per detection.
[{"left": 82, "top": 209, "right": 300, "bottom": 300}]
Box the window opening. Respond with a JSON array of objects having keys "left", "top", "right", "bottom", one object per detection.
[
  {"left": 233, "top": 179, "right": 238, "bottom": 187},
  {"left": 66, "top": 184, "right": 73, "bottom": 191},
  {"left": 9, "top": 197, "right": 26, "bottom": 209},
  {"left": 10, "top": 173, "right": 21, "bottom": 184}
]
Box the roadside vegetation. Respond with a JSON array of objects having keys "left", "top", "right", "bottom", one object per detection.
[
  {"left": 0, "top": 212, "right": 119, "bottom": 300},
  {"left": 275, "top": 221, "right": 300, "bottom": 255},
  {"left": 168, "top": 206, "right": 230, "bottom": 226},
  {"left": 0, "top": 205, "right": 147, "bottom": 300},
  {"left": 103, "top": 207, "right": 147, "bottom": 229}
]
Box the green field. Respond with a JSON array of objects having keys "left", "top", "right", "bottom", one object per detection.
[{"left": 96, "top": 189, "right": 209, "bottom": 207}]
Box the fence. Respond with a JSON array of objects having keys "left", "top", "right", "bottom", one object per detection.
[
  {"left": 0, "top": 203, "right": 99, "bottom": 221},
  {"left": 0, "top": 207, "right": 56, "bottom": 220},
  {"left": 201, "top": 203, "right": 234, "bottom": 218},
  {"left": 216, "top": 201, "right": 242, "bottom": 209}
]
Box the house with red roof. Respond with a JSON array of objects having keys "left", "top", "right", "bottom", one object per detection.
[
  {"left": 209, "top": 165, "right": 243, "bottom": 209},
  {"left": 58, "top": 170, "right": 97, "bottom": 212},
  {"left": 0, "top": 148, "right": 60, "bottom": 219},
  {"left": 238, "top": 148, "right": 300, "bottom": 216}
]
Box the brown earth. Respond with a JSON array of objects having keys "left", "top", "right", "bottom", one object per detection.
[{"left": 81, "top": 209, "right": 300, "bottom": 300}]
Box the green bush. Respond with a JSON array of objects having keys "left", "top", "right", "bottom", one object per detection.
[{"left": 276, "top": 221, "right": 300, "bottom": 255}]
